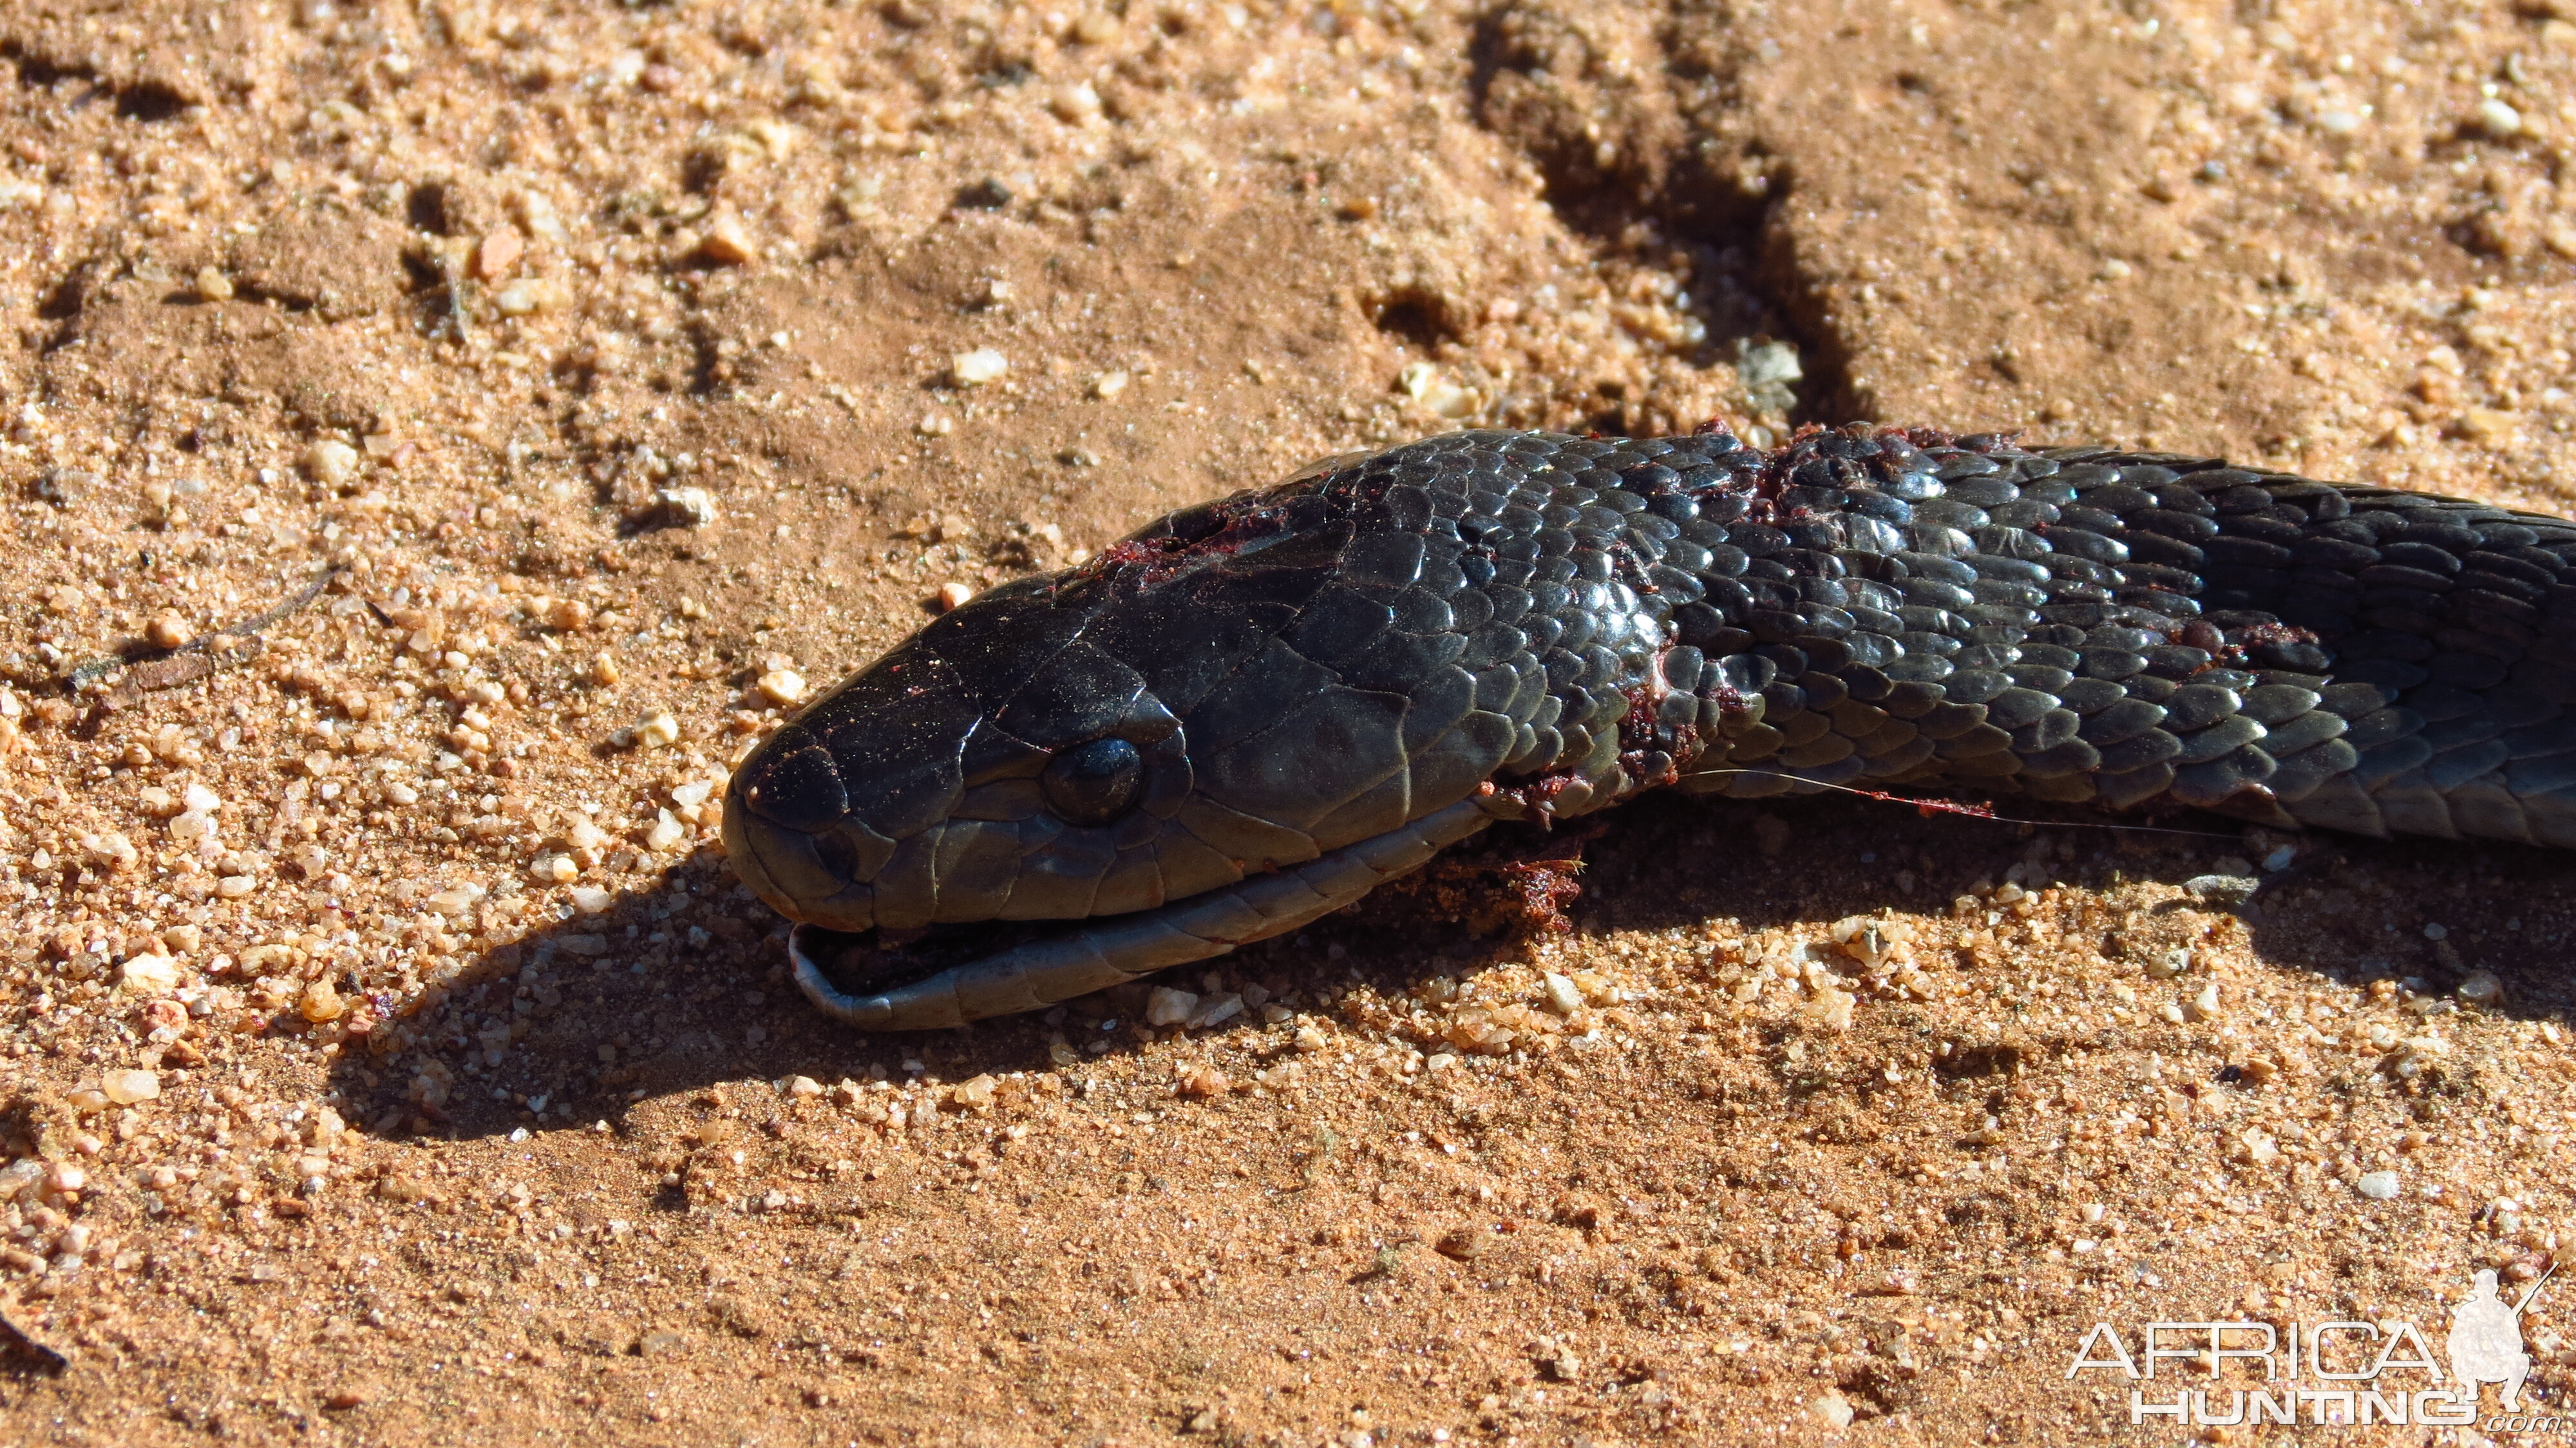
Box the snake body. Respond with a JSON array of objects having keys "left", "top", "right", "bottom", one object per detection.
[{"left": 723, "top": 426, "right": 2576, "bottom": 1028}]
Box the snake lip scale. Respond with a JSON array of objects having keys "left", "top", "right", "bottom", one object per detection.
[{"left": 722, "top": 423, "right": 2576, "bottom": 1030}]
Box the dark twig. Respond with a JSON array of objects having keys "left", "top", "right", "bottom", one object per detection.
[
  {"left": 0, "top": 1304, "right": 68, "bottom": 1373},
  {"left": 65, "top": 564, "right": 344, "bottom": 710}
]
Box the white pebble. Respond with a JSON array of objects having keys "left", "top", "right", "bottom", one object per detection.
[
  {"left": 653, "top": 486, "right": 717, "bottom": 527},
  {"left": 1090, "top": 370, "right": 1130, "bottom": 399},
  {"left": 1541, "top": 971, "right": 1584, "bottom": 1016},
  {"left": 645, "top": 810, "right": 686, "bottom": 852},
  {"left": 2456, "top": 971, "right": 2504, "bottom": 1006},
  {"left": 167, "top": 811, "right": 216, "bottom": 844},
  {"left": 102, "top": 1069, "right": 160, "bottom": 1106},
  {"left": 303, "top": 439, "right": 361, "bottom": 487},
  {"left": 119, "top": 953, "right": 180, "bottom": 995},
  {"left": 784, "top": 1075, "right": 824, "bottom": 1099},
  {"left": 184, "top": 783, "right": 222, "bottom": 814},
  {"left": 757, "top": 670, "right": 807, "bottom": 706},
  {"left": 1144, "top": 986, "right": 1198, "bottom": 1027},
  {"left": 950, "top": 348, "right": 1009, "bottom": 386},
  {"left": 216, "top": 875, "right": 258, "bottom": 900},
  {"left": 2478, "top": 98, "right": 2523, "bottom": 139},
  {"left": 1185, "top": 993, "right": 1244, "bottom": 1030},
  {"left": 934, "top": 582, "right": 974, "bottom": 612},
  {"left": 566, "top": 820, "right": 609, "bottom": 852},
  {"left": 2184, "top": 981, "right": 2222, "bottom": 1022},
  {"left": 671, "top": 781, "right": 715, "bottom": 810},
  {"left": 569, "top": 886, "right": 614, "bottom": 915},
  {"left": 531, "top": 853, "right": 578, "bottom": 884},
  {"left": 2354, "top": 1170, "right": 2401, "bottom": 1201},
  {"left": 632, "top": 711, "right": 681, "bottom": 748}
]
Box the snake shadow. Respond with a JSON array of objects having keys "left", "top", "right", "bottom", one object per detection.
[
  {"left": 1574, "top": 789, "right": 2576, "bottom": 1031},
  {"left": 321, "top": 792, "right": 2575, "bottom": 1145}
]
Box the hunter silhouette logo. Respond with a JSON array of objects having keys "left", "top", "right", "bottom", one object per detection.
[
  {"left": 2067, "top": 1264, "right": 2559, "bottom": 1429},
  {"left": 2451, "top": 1265, "right": 2553, "bottom": 1412}
]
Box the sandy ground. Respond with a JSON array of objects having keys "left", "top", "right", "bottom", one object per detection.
[{"left": 1, "top": 0, "right": 2574, "bottom": 1443}]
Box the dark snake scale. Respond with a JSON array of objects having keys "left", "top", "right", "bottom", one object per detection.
[{"left": 721, "top": 425, "right": 2576, "bottom": 1029}]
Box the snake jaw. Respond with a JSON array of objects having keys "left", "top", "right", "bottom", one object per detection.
[{"left": 786, "top": 795, "right": 1504, "bottom": 1029}]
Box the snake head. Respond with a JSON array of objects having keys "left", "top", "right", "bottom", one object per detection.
[{"left": 723, "top": 436, "right": 1570, "bottom": 1024}]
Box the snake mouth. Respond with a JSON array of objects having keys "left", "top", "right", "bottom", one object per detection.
[
  {"left": 782, "top": 795, "right": 1508, "bottom": 1031},
  {"left": 787, "top": 920, "right": 1054, "bottom": 1000}
]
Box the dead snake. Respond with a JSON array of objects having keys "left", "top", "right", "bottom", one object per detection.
[{"left": 721, "top": 425, "right": 2576, "bottom": 1029}]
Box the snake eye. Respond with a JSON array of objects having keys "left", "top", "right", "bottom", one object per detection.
[{"left": 1040, "top": 737, "right": 1143, "bottom": 826}]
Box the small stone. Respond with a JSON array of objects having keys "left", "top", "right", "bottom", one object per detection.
[
  {"left": 757, "top": 670, "right": 807, "bottom": 707},
  {"left": 1434, "top": 1226, "right": 1484, "bottom": 1261},
  {"left": 590, "top": 653, "right": 621, "bottom": 687},
  {"left": 949, "top": 1074, "right": 998, "bottom": 1111},
  {"left": 1072, "top": 10, "right": 1121, "bottom": 43},
  {"left": 300, "top": 979, "right": 346, "bottom": 1023},
  {"left": 2477, "top": 98, "right": 2524, "bottom": 138},
  {"left": 546, "top": 598, "right": 593, "bottom": 632},
  {"left": 1811, "top": 1389, "right": 1855, "bottom": 1429},
  {"left": 102, "top": 1069, "right": 160, "bottom": 1106},
  {"left": 120, "top": 953, "right": 180, "bottom": 995},
  {"left": 531, "top": 852, "right": 578, "bottom": 884},
  {"left": 694, "top": 214, "right": 757, "bottom": 265},
  {"left": 1090, "top": 370, "right": 1130, "bottom": 399},
  {"left": 1177, "top": 1065, "right": 1229, "bottom": 1098},
  {"left": 303, "top": 439, "right": 362, "bottom": 488},
  {"left": 194, "top": 267, "right": 234, "bottom": 301},
  {"left": 950, "top": 348, "right": 1009, "bottom": 386},
  {"left": 2421, "top": 922, "right": 2449, "bottom": 941},
  {"left": 1293, "top": 1024, "right": 1329, "bottom": 1053},
  {"left": 216, "top": 875, "right": 257, "bottom": 899},
  {"left": 645, "top": 810, "right": 686, "bottom": 852},
  {"left": 1184, "top": 993, "right": 1244, "bottom": 1030},
  {"left": 570, "top": 886, "right": 614, "bottom": 914},
  {"left": 1048, "top": 83, "right": 1102, "bottom": 123},
  {"left": 784, "top": 1075, "right": 824, "bottom": 1100},
  {"left": 2145, "top": 947, "right": 2193, "bottom": 980},
  {"left": 1145, "top": 987, "right": 1199, "bottom": 1027},
  {"left": 633, "top": 711, "right": 681, "bottom": 748},
  {"left": 914, "top": 412, "right": 955, "bottom": 437},
  {"left": 472, "top": 229, "right": 524, "bottom": 281},
  {"left": 1540, "top": 972, "right": 1583, "bottom": 1016},
  {"left": 934, "top": 582, "right": 974, "bottom": 612},
  {"left": 2456, "top": 408, "right": 2517, "bottom": 445},
  {"left": 2456, "top": 971, "right": 2504, "bottom": 1006},
  {"left": 2354, "top": 1170, "right": 2401, "bottom": 1201},
  {"left": 146, "top": 613, "right": 192, "bottom": 650},
  {"left": 652, "top": 486, "right": 717, "bottom": 528},
  {"left": 2184, "top": 981, "right": 2222, "bottom": 1022}
]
